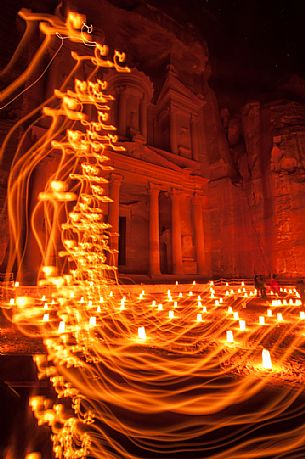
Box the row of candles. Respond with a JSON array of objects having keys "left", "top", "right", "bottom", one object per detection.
[{"left": 11, "top": 281, "right": 302, "bottom": 375}]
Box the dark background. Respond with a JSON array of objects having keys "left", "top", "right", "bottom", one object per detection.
[{"left": 1, "top": 0, "right": 305, "bottom": 108}]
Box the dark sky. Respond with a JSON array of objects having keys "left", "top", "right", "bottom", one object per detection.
[
  {"left": 149, "top": 0, "right": 305, "bottom": 106},
  {"left": 2, "top": 0, "right": 305, "bottom": 107}
]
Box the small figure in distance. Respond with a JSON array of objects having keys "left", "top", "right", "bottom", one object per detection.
[
  {"left": 296, "top": 279, "right": 305, "bottom": 302},
  {"left": 254, "top": 274, "right": 266, "bottom": 298},
  {"left": 270, "top": 274, "right": 280, "bottom": 294},
  {"left": 260, "top": 274, "right": 267, "bottom": 299},
  {"left": 254, "top": 274, "right": 260, "bottom": 295}
]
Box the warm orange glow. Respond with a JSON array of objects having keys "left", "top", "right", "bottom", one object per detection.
[
  {"left": 1, "top": 7, "right": 305, "bottom": 459},
  {"left": 262, "top": 348, "right": 272, "bottom": 370}
]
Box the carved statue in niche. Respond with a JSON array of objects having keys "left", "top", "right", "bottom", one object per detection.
[
  {"left": 177, "top": 125, "right": 191, "bottom": 157},
  {"left": 160, "top": 226, "right": 172, "bottom": 274}
]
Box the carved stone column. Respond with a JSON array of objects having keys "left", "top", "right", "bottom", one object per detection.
[
  {"left": 118, "top": 88, "right": 127, "bottom": 137},
  {"left": 170, "top": 105, "right": 177, "bottom": 154},
  {"left": 148, "top": 182, "right": 161, "bottom": 276},
  {"left": 171, "top": 188, "right": 183, "bottom": 274},
  {"left": 192, "top": 192, "right": 205, "bottom": 275},
  {"left": 191, "top": 114, "right": 200, "bottom": 161},
  {"left": 140, "top": 98, "right": 148, "bottom": 142},
  {"left": 108, "top": 174, "right": 123, "bottom": 267}
]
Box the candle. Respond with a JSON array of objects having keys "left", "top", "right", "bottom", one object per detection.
[
  {"left": 58, "top": 321, "right": 65, "bottom": 333},
  {"left": 89, "top": 316, "right": 96, "bottom": 327},
  {"left": 137, "top": 326, "right": 146, "bottom": 340},
  {"left": 262, "top": 348, "right": 272, "bottom": 370},
  {"left": 239, "top": 319, "right": 246, "bottom": 331},
  {"left": 226, "top": 330, "right": 234, "bottom": 343},
  {"left": 277, "top": 313, "right": 283, "bottom": 322},
  {"left": 259, "top": 316, "right": 265, "bottom": 325}
]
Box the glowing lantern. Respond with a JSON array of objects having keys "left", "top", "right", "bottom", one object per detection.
[
  {"left": 152, "top": 300, "right": 156, "bottom": 306},
  {"left": 158, "top": 304, "right": 163, "bottom": 311},
  {"left": 267, "top": 309, "right": 273, "bottom": 317},
  {"left": 168, "top": 310, "right": 175, "bottom": 319},
  {"left": 9, "top": 298, "right": 14, "bottom": 305},
  {"left": 43, "top": 313, "right": 49, "bottom": 322},
  {"left": 239, "top": 319, "right": 246, "bottom": 331},
  {"left": 175, "top": 281, "right": 178, "bottom": 285},
  {"left": 197, "top": 313, "right": 203, "bottom": 322},
  {"left": 202, "top": 306, "right": 207, "bottom": 313},
  {"left": 58, "top": 321, "right": 65, "bottom": 333},
  {"left": 215, "top": 300, "right": 220, "bottom": 306},
  {"left": 14, "top": 281, "right": 20, "bottom": 287},
  {"left": 96, "top": 305, "right": 101, "bottom": 313},
  {"left": 259, "top": 316, "right": 265, "bottom": 325},
  {"left": 137, "top": 326, "right": 146, "bottom": 340},
  {"left": 262, "top": 348, "right": 272, "bottom": 370},
  {"left": 227, "top": 306, "right": 233, "bottom": 314},
  {"left": 89, "top": 316, "right": 96, "bottom": 327},
  {"left": 300, "top": 311, "right": 305, "bottom": 320},
  {"left": 226, "top": 330, "right": 234, "bottom": 343},
  {"left": 174, "top": 301, "right": 178, "bottom": 308},
  {"left": 189, "top": 291, "right": 193, "bottom": 297},
  {"left": 277, "top": 313, "right": 283, "bottom": 322},
  {"left": 179, "top": 292, "right": 183, "bottom": 298},
  {"left": 198, "top": 301, "right": 202, "bottom": 308},
  {"left": 120, "top": 298, "right": 126, "bottom": 308},
  {"left": 233, "top": 312, "right": 239, "bottom": 320}
]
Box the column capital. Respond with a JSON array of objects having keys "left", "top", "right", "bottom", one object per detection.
[
  {"left": 171, "top": 187, "right": 183, "bottom": 197},
  {"left": 148, "top": 182, "right": 162, "bottom": 193},
  {"left": 110, "top": 173, "right": 123, "bottom": 185}
]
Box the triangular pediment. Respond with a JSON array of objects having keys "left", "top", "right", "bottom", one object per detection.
[
  {"left": 123, "top": 141, "right": 183, "bottom": 171},
  {"left": 157, "top": 70, "right": 204, "bottom": 109}
]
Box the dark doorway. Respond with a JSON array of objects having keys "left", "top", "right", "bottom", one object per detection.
[{"left": 118, "top": 216, "right": 126, "bottom": 266}]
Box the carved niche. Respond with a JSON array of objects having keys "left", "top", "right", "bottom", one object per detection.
[
  {"left": 154, "top": 65, "right": 204, "bottom": 160},
  {"left": 107, "top": 68, "right": 153, "bottom": 143}
]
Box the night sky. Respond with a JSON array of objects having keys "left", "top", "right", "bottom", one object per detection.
[
  {"left": 2, "top": 0, "right": 305, "bottom": 108},
  {"left": 149, "top": 0, "right": 305, "bottom": 107}
]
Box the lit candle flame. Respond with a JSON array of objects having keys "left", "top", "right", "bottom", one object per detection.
[{"left": 262, "top": 348, "right": 272, "bottom": 370}]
